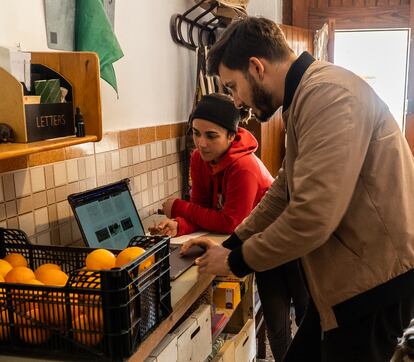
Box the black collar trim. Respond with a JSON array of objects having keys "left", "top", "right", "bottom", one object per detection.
[{"left": 282, "top": 51, "right": 316, "bottom": 111}]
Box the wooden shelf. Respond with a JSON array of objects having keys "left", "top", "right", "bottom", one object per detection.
[
  {"left": 0, "top": 51, "right": 102, "bottom": 161},
  {"left": 0, "top": 135, "right": 98, "bottom": 160}
]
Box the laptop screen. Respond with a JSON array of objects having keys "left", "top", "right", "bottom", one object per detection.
[{"left": 68, "top": 179, "right": 144, "bottom": 249}]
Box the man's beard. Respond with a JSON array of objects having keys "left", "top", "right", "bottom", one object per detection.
[{"left": 248, "top": 75, "right": 277, "bottom": 122}]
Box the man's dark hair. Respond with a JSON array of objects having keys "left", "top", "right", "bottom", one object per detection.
[{"left": 208, "top": 17, "right": 293, "bottom": 76}]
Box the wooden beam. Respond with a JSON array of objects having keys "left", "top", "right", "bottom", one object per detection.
[
  {"left": 309, "top": 5, "right": 410, "bottom": 31},
  {"left": 292, "top": 0, "right": 309, "bottom": 28}
]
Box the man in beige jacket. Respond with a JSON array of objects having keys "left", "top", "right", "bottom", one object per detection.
[{"left": 182, "top": 17, "right": 414, "bottom": 361}]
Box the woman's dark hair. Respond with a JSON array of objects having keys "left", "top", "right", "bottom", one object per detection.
[{"left": 208, "top": 17, "right": 293, "bottom": 76}]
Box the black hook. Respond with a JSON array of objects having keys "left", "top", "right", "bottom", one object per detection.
[{"left": 170, "top": 0, "right": 222, "bottom": 51}]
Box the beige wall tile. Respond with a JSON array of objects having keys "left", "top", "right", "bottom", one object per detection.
[
  {"left": 47, "top": 189, "right": 55, "bottom": 204},
  {"left": 111, "top": 151, "right": 120, "bottom": 171},
  {"left": 71, "top": 221, "right": 82, "bottom": 243},
  {"left": 36, "top": 231, "right": 51, "bottom": 245},
  {"left": 152, "top": 187, "right": 159, "bottom": 203},
  {"left": 85, "top": 156, "right": 96, "bottom": 179},
  {"left": 65, "top": 143, "right": 94, "bottom": 159},
  {"left": 79, "top": 180, "right": 87, "bottom": 192},
  {"left": 150, "top": 143, "right": 157, "bottom": 159},
  {"left": 35, "top": 207, "right": 49, "bottom": 233},
  {"left": 120, "top": 167, "right": 129, "bottom": 179},
  {"left": 50, "top": 228, "right": 61, "bottom": 245},
  {"left": 30, "top": 167, "right": 46, "bottom": 193},
  {"left": 0, "top": 220, "right": 6, "bottom": 228},
  {"left": 77, "top": 158, "right": 86, "bottom": 180},
  {"left": 95, "top": 153, "right": 105, "bottom": 176},
  {"left": 33, "top": 191, "right": 47, "bottom": 209},
  {"left": 16, "top": 196, "right": 33, "bottom": 215},
  {"left": 14, "top": 170, "right": 31, "bottom": 198},
  {"left": 7, "top": 217, "right": 18, "bottom": 229},
  {"left": 140, "top": 173, "right": 148, "bottom": 190},
  {"left": 66, "top": 159, "right": 79, "bottom": 183},
  {"left": 3, "top": 174, "right": 15, "bottom": 201},
  {"left": 141, "top": 190, "right": 149, "bottom": 207},
  {"left": 86, "top": 178, "right": 96, "bottom": 190},
  {"left": 158, "top": 168, "right": 165, "bottom": 183},
  {"left": 120, "top": 149, "right": 128, "bottom": 168},
  {"left": 156, "top": 142, "right": 163, "bottom": 158},
  {"left": 6, "top": 201, "right": 17, "bottom": 218},
  {"left": 139, "top": 145, "right": 146, "bottom": 162},
  {"left": 55, "top": 185, "right": 68, "bottom": 203},
  {"left": 132, "top": 146, "right": 140, "bottom": 165},
  {"left": 48, "top": 204, "right": 58, "bottom": 227},
  {"left": 94, "top": 131, "right": 119, "bottom": 154},
  {"left": 151, "top": 170, "right": 158, "bottom": 186},
  {"left": 53, "top": 162, "right": 67, "bottom": 187},
  {"left": 57, "top": 201, "right": 70, "bottom": 223},
  {"left": 18, "top": 212, "right": 35, "bottom": 236},
  {"left": 67, "top": 182, "right": 80, "bottom": 196},
  {"left": 158, "top": 184, "right": 165, "bottom": 200},
  {"left": 0, "top": 203, "right": 5, "bottom": 221},
  {"left": 59, "top": 223, "right": 72, "bottom": 246},
  {"left": 44, "top": 165, "right": 55, "bottom": 189},
  {"left": 133, "top": 193, "right": 142, "bottom": 210}
]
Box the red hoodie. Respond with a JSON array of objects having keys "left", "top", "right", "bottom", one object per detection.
[{"left": 171, "top": 127, "right": 274, "bottom": 236}]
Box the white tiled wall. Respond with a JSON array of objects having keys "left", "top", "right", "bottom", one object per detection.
[{"left": 0, "top": 136, "right": 185, "bottom": 246}]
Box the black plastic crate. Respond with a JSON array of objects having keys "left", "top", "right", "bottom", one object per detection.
[{"left": 0, "top": 228, "right": 172, "bottom": 361}]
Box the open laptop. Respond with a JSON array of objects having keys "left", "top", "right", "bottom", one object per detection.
[{"left": 67, "top": 179, "right": 204, "bottom": 280}]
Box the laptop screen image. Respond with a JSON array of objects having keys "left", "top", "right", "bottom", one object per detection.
[{"left": 68, "top": 179, "right": 144, "bottom": 250}]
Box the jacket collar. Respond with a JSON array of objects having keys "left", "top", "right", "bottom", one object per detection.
[{"left": 282, "top": 51, "right": 316, "bottom": 112}]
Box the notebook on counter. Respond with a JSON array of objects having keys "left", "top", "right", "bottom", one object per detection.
[{"left": 67, "top": 179, "right": 204, "bottom": 280}]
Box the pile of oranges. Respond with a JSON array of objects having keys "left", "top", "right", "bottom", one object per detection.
[{"left": 0, "top": 246, "right": 154, "bottom": 347}]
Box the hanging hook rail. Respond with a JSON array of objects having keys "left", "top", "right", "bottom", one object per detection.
[{"left": 170, "top": 0, "right": 224, "bottom": 51}]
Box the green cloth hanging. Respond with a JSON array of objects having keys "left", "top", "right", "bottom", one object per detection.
[{"left": 75, "top": 0, "right": 123, "bottom": 95}]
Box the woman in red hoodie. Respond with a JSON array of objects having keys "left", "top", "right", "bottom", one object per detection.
[
  {"left": 159, "top": 93, "right": 273, "bottom": 237},
  {"left": 153, "top": 93, "right": 308, "bottom": 360}
]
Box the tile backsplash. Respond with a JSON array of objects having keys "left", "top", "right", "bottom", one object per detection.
[{"left": 0, "top": 122, "right": 187, "bottom": 246}]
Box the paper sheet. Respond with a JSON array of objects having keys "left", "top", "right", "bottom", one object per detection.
[{"left": 170, "top": 231, "right": 209, "bottom": 245}]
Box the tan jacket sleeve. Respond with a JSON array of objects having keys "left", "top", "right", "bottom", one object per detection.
[
  {"left": 241, "top": 82, "right": 376, "bottom": 272},
  {"left": 235, "top": 163, "right": 288, "bottom": 240}
]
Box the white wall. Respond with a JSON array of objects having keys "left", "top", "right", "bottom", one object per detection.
[
  {"left": 247, "top": 0, "right": 282, "bottom": 23},
  {"left": 0, "top": 0, "right": 281, "bottom": 132}
]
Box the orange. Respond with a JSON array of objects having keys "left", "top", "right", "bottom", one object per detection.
[
  {"left": 41, "top": 291, "right": 66, "bottom": 326},
  {"left": 72, "top": 313, "right": 102, "bottom": 346},
  {"left": 17, "top": 307, "right": 51, "bottom": 344},
  {"left": 85, "top": 249, "right": 116, "bottom": 270},
  {"left": 5, "top": 266, "right": 35, "bottom": 284},
  {"left": 0, "top": 260, "right": 12, "bottom": 278},
  {"left": 0, "top": 309, "right": 10, "bottom": 340},
  {"left": 4, "top": 253, "right": 27, "bottom": 268},
  {"left": 0, "top": 275, "right": 4, "bottom": 282},
  {"left": 83, "top": 306, "right": 103, "bottom": 328},
  {"left": 115, "top": 246, "right": 155, "bottom": 272},
  {"left": 36, "top": 269, "right": 68, "bottom": 287},
  {"left": 10, "top": 279, "right": 43, "bottom": 313},
  {"left": 34, "top": 263, "right": 61, "bottom": 279}
]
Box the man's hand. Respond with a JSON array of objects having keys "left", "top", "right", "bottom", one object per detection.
[
  {"left": 196, "top": 245, "right": 231, "bottom": 276},
  {"left": 162, "top": 198, "right": 177, "bottom": 218},
  {"left": 180, "top": 236, "right": 218, "bottom": 255},
  {"left": 181, "top": 236, "right": 231, "bottom": 276},
  {"left": 148, "top": 218, "right": 178, "bottom": 237}
]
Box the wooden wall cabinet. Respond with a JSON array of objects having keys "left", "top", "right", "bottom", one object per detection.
[{"left": 0, "top": 51, "right": 102, "bottom": 160}]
